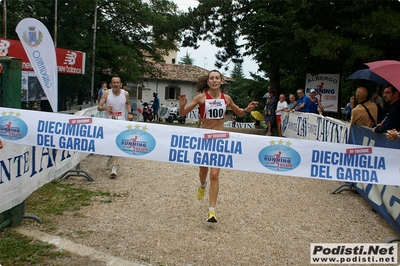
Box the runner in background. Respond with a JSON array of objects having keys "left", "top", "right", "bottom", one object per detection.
[
  {"left": 98, "top": 76, "right": 133, "bottom": 178},
  {"left": 97, "top": 81, "right": 108, "bottom": 104}
]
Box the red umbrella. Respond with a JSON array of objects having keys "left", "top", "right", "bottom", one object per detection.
[{"left": 365, "top": 60, "right": 400, "bottom": 91}]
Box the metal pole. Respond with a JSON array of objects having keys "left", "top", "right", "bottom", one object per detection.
[
  {"left": 3, "top": 0, "right": 6, "bottom": 38},
  {"left": 54, "top": 0, "right": 57, "bottom": 47},
  {"left": 90, "top": 0, "right": 98, "bottom": 106}
]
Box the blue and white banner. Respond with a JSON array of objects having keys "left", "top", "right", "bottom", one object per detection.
[
  {"left": 0, "top": 142, "right": 87, "bottom": 213},
  {"left": 349, "top": 125, "right": 400, "bottom": 233},
  {"left": 0, "top": 107, "right": 399, "bottom": 187},
  {"left": 282, "top": 111, "right": 349, "bottom": 143},
  {"left": 16, "top": 18, "right": 58, "bottom": 112}
]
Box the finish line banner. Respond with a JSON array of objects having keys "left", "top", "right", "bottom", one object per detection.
[{"left": 1, "top": 107, "right": 400, "bottom": 186}]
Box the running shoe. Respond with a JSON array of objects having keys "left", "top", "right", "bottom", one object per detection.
[
  {"left": 110, "top": 165, "right": 117, "bottom": 179},
  {"left": 207, "top": 210, "right": 217, "bottom": 223},
  {"left": 197, "top": 182, "right": 207, "bottom": 200}
]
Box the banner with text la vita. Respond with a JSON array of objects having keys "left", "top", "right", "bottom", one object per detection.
[
  {"left": 1, "top": 107, "right": 399, "bottom": 186},
  {"left": 16, "top": 18, "right": 58, "bottom": 112}
]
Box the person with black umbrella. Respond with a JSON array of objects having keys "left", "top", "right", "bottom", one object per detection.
[{"left": 351, "top": 87, "right": 377, "bottom": 128}]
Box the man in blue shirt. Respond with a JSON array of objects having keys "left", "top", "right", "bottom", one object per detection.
[
  {"left": 153, "top": 91, "right": 160, "bottom": 122},
  {"left": 294, "top": 89, "right": 311, "bottom": 113},
  {"left": 97, "top": 81, "right": 108, "bottom": 103}
]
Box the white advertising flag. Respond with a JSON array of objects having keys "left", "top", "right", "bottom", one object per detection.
[{"left": 16, "top": 18, "right": 58, "bottom": 112}]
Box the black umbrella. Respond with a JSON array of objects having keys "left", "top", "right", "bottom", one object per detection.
[{"left": 347, "top": 69, "right": 390, "bottom": 86}]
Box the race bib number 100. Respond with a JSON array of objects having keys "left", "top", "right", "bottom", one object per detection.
[{"left": 205, "top": 99, "right": 226, "bottom": 119}]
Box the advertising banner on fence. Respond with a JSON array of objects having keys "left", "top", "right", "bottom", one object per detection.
[
  {"left": 1, "top": 107, "right": 399, "bottom": 187},
  {"left": 305, "top": 73, "right": 340, "bottom": 112},
  {"left": 0, "top": 143, "right": 88, "bottom": 213},
  {"left": 282, "top": 111, "right": 350, "bottom": 143},
  {"left": 0, "top": 38, "right": 86, "bottom": 74},
  {"left": 348, "top": 125, "right": 400, "bottom": 233},
  {"left": 16, "top": 18, "right": 58, "bottom": 112}
]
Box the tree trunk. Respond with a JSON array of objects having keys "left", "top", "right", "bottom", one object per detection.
[{"left": 269, "top": 59, "right": 280, "bottom": 93}]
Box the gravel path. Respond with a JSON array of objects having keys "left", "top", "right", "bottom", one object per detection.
[{"left": 19, "top": 129, "right": 400, "bottom": 265}]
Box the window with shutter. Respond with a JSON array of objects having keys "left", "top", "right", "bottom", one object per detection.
[
  {"left": 164, "top": 86, "right": 181, "bottom": 100},
  {"left": 138, "top": 86, "right": 142, "bottom": 100}
]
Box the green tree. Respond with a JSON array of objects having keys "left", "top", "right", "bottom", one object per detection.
[
  {"left": 178, "top": 51, "right": 194, "bottom": 65},
  {"left": 1, "top": 0, "right": 184, "bottom": 110},
  {"left": 228, "top": 63, "right": 269, "bottom": 122},
  {"left": 181, "top": 0, "right": 400, "bottom": 111},
  {"left": 230, "top": 62, "right": 244, "bottom": 80}
]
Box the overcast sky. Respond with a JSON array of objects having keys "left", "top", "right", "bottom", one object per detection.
[{"left": 172, "top": 0, "right": 261, "bottom": 78}]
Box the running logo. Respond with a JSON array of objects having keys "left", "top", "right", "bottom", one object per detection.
[
  {"left": 0, "top": 111, "right": 28, "bottom": 140},
  {"left": 116, "top": 124, "right": 156, "bottom": 156},
  {"left": 258, "top": 139, "right": 301, "bottom": 172}
]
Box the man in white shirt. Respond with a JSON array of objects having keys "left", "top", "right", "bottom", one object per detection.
[{"left": 98, "top": 76, "right": 133, "bottom": 178}]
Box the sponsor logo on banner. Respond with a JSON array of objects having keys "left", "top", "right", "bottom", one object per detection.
[
  {"left": 258, "top": 140, "right": 301, "bottom": 172},
  {"left": 116, "top": 124, "right": 156, "bottom": 155},
  {"left": 16, "top": 18, "right": 58, "bottom": 112},
  {"left": 305, "top": 73, "right": 340, "bottom": 112},
  {"left": 0, "top": 111, "right": 28, "bottom": 140},
  {"left": 23, "top": 26, "right": 43, "bottom": 47},
  {"left": 0, "top": 38, "right": 86, "bottom": 74},
  {"left": 64, "top": 51, "right": 76, "bottom": 65}
]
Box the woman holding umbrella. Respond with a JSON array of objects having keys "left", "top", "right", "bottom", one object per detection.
[{"left": 178, "top": 70, "right": 258, "bottom": 223}]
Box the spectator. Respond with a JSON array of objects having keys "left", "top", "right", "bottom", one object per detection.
[
  {"left": 276, "top": 94, "right": 288, "bottom": 137},
  {"left": 294, "top": 89, "right": 311, "bottom": 113},
  {"left": 152, "top": 91, "right": 160, "bottom": 122},
  {"left": 286, "top": 93, "right": 298, "bottom": 111},
  {"left": 231, "top": 114, "right": 237, "bottom": 128},
  {"left": 97, "top": 81, "right": 108, "bottom": 104},
  {"left": 373, "top": 84, "right": 400, "bottom": 134},
  {"left": 345, "top": 96, "right": 355, "bottom": 121},
  {"left": 370, "top": 90, "right": 384, "bottom": 109},
  {"left": 386, "top": 129, "right": 400, "bottom": 141},
  {"left": 264, "top": 90, "right": 276, "bottom": 136},
  {"left": 97, "top": 76, "right": 133, "bottom": 178},
  {"left": 351, "top": 87, "right": 377, "bottom": 128},
  {"left": 308, "top": 89, "right": 324, "bottom": 114},
  {"left": 263, "top": 85, "right": 274, "bottom": 98}
]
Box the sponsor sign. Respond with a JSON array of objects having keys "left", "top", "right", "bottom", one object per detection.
[
  {"left": 305, "top": 73, "right": 340, "bottom": 112},
  {"left": 282, "top": 111, "right": 349, "bottom": 143},
  {"left": 16, "top": 18, "right": 58, "bottom": 112},
  {"left": 0, "top": 38, "right": 85, "bottom": 74}
]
